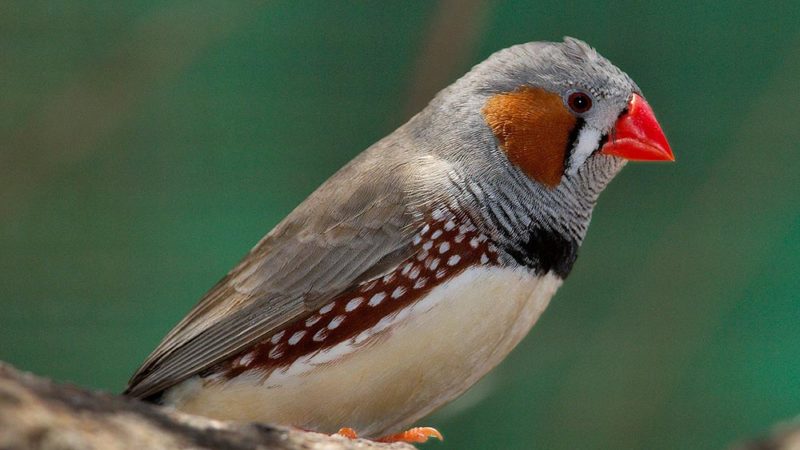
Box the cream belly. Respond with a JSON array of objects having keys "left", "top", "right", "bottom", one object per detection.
[{"left": 164, "top": 266, "right": 561, "bottom": 437}]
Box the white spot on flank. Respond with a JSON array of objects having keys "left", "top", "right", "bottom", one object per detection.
[
  {"left": 368, "top": 292, "right": 386, "bottom": 306},
  {"left": 414, "top": 277, "right": 427, "bottom": 289},
  {"left": 447, "top": 255, "right": 461, "bottom": 266},
  {"left": 409, "top": 265, "right": 420, "bottom": 280},
  {"left": 439, "top": 242, "right": 450, "bottom": 254},
  {"left": 488, "top": 244, "right": 497, "bottom": 253},
  {"left": 454, "top": 234, "right": 465, "bottom": 243},
  {"left": 436, "top": 268, "right": 447, "bottom": 279},
  {"left": 353, "top": 330, "right": 371, "bottom": 346},
  {"left": 431, "top": 229, "right": 443, "bottom": 239},
  {"left": 288, "top": 331, "right": 306, "bottom": 345},
  {"left": 392, "top": 286, "right": 406, "bottom": 299},
  {"left": 481, "top": 253, "right": 489, "bottom": 264},
  {"left": 328, "top": 315, "right": 345, "bottom": 330},
  {"left": 345, "top": 297, "right": 363, "bottom": 312},
  {"left": 375, "top": 313, "right": 398, "bottom": 334},
  {"left": 401, "top": 263, "right": 413, "bottom": 276},
  {"left": 270, "top": 330, "right": 285, "bottom": 344},
  {"left": 444, "top": 220, "right": 456, "bottom": 231},
  {"left": 430, "top": 258, "right": 440, "bottom": 270},
  {"left": 313, "top": 328, "right": 328, "bottom": 342},
  {"left": 417, "top": 250, "right": 429, "bottom": 261},
  {"left": 420, "top": 224, "right": 430, "bottom": 236},
  {"left": 422, "top": 240, "right": 433, "bottom": 251},
  {"left": 269, "top": 344, "right": 285, "bottom": 359},
  {"left": 319, "top": 303, "right": 335, "bottom": 314},
  {"left": 305, "top": 315, "right": 321, "bottom": 327},
  {"left": 412, "top": 235, "right": 422, "bottom": 245},
  {"left": 567, "top": 126, "right": 603, "bottom": 175},
  {"left": 239, "top": 353, "right": 254, "bottom": 366},
  {"left": 469, "top": 237, "right": 479, "bottom": 248},
  {"left": 383, "top": 273, "right": 395, "bottom": 283},
  {"left": 459, "top": 223, "right": 475, "bottom": 234},
  {"left": 432, "top": 209, "right": 445, "bottom": 221}
]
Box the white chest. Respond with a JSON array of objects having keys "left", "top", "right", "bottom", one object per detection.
[{"left": 166, "top": 266, "right": 562, "bottom": 437}]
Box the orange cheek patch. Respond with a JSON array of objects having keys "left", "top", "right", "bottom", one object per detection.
[{"left": 482, "top": 87, "right": 576, "bottom": 188}]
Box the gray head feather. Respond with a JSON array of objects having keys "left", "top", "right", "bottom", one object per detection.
[{"left": 398, "top": 38, "right": 639, "bottom": 249}]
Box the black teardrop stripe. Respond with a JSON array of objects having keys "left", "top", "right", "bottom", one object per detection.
[
  {"left": 563, "top": 117, "right": 585, "bottom": 173},
  {"left": 597, "top": 133, "right": 609, "bottom": 152},
  {"left": 500, "top": 227, "right": 579, "bottom": 279}
]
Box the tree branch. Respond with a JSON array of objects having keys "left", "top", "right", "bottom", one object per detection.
[
  {"left": 730, "top": 418, "right": 800, "bottom": 450},
  {"left": 0, "top": 362, "right": 412, "bottom": 450}
]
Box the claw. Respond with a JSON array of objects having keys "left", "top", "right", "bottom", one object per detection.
[{"left": 376, "top": 427, "right": 444, "bottom": 443}]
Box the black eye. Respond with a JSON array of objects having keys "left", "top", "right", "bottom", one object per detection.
[{"left": 567, "top": 91, "right": 592, "bottom": 114}]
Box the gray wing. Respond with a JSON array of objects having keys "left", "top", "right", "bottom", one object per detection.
[{"left": 125, "top": 153, "right": 420, "bottom": 399}]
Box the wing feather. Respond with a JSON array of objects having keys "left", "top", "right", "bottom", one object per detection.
[{"left": 125, "top": 154, "right": 420, "bottom": 399}]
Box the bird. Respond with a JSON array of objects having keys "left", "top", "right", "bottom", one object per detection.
[{"left": 125, "top": 37, "right": 674, "bottom": 442}]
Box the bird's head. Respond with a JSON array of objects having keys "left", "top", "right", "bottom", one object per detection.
[
  {"left": 408, "top": 37, "right": 673, "bottom": 244},
  {"left": 420, "top": 37, "right": 672, "bottom": 184}
]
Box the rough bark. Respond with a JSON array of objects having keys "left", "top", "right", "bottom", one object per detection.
[
  {"left": 730, "top": 418, "right": 800, "bottom": 450},
  {"left": 0, "top": 363, "right": 412, "bottom": 450}
]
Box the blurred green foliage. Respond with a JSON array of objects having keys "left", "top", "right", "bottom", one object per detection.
[{"left": 1, "top": 1, "right": 799, "bottom": 449}]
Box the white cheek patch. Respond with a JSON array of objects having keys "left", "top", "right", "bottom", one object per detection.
[{"left": 566, "top": 126, "right": 602, "bottom": 175}]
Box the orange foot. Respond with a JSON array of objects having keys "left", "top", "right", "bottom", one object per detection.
[
  {"left": 336, "top": 427, "right": 359, "bottom": 439},
  {"left": 377, "top": 427, "right": 444, "bottom": 444},
  {"left": 336, "top": 427, "right": 443, "bottom": 444}
]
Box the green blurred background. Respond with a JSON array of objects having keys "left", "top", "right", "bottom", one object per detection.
[{"left": 2, "top": 1, "right": 800, "bottom": 449}]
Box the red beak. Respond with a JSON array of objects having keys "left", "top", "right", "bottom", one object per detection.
[{"left": 600, "top": 93, "right": 674, "bottom": 161}]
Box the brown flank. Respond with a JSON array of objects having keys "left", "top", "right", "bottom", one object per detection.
[{"left": 213, "top": 210, "right": 501, "bottom": 380}]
